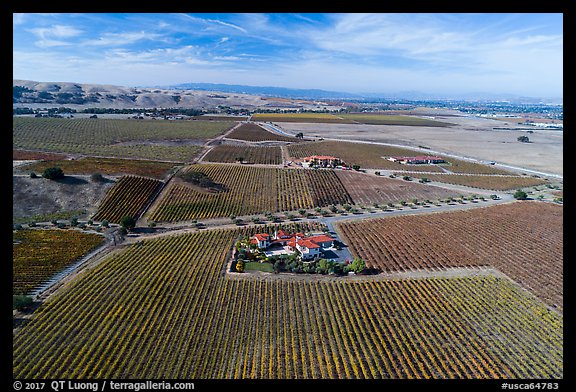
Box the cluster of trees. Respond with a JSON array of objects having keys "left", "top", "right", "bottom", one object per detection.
[
  {"left": 41, "top": 167, "right": 64, "bottom": 180},
  {"left": 178, "top": 171, "right": 224, "bottom": 191},
  {"left": 270, "top": 255, "right": 366, "bottom": 275}
]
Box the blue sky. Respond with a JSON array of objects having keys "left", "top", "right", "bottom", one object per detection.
[{"left": 13, "top": 13, "right": 563, "bottom": 98}]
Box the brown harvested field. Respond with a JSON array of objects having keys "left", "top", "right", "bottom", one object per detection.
[
  {"left": 340, "top": 113, "right": 454, "bottom": 127},
  {"left": 444, "top": 159, "right": 516, "bottom": 175},
  {"left": 203, "top": 145, "right": 282, "bottom": 165},
  {"left": 336, "top": 170, "right": 469, "bottom": 205},
  {"left": 13, "top": 149, "right": 70, "bottom": 161},
  {"left": 337, "top": 201, "right": 563, "bottom": 311},
  {"left": 404, "top": 174, "right": 550, "bottom": 190},
  {"left": 288, "top": 141, "right": 514, "bottom": 174},
  {"left": 16, "top": 157, "right": 178, "bottom": 180},
  {"left": 251, "top": 113, "right": 351, "bottom": 123},
  {"left": 190, "top": 115, "right": 249, "bottom": 121},
  {"left": 288, "top": 141, "right": 445, "bottom": 171},
  {"left": 226, "top": 123, "right": 301, "bottom": 142}
]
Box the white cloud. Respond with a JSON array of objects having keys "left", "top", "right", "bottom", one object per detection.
[
  {"left": 29, "top": 24, "right": 82, "bottom": 39},
  {"left": 27, "top": 24, "right": 83, "bottom": 47},
  {"left": 84, "top": 31, "right": 167, "bottom": 46}
]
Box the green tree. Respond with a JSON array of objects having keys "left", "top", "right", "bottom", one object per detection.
[
  {"left": 317, "top": 258, "right": 331, "bottom": 274},
  {"left": 42, "top": 167, "right": 64, "bottom": 180},
  {"left": 349, "top": 257, "right": 366, "bottom": 274},
  {"left": 101, "top": 219, "right": 109, "bottom": 227},
  {"left": 13, "top": 295, "right": 33, "bottom": 310},
  {"left": 352, "top": 164, "right": 361, "bottom": 171},
  {"left": 298, "top": 209, "right": 307, "bottom": 216},
  {"left": 513, "top": 190, "right": 528, "bottom": 200},
  {"left": 120, "top": 216, "right": 136, "bottom": 231},
  {"left": 236, "top": 259, "right": 245, "bottom": 273},
  {"left": 90, "top": 173, "right": 105, "bottom": 183},
  {"left": 343, "top": 204, "right": 352, "bottom": 212}
]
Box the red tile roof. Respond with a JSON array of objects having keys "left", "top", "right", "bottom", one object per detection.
[
  {"left": 308, "top": 235, "right": 333, "bottom": 244},
  {"left": 307, "top": 155, "right": 339, "bottom": 160},
  {"left": 276, "top": 230, "right": 290, "bottom": 238},
  {"left": 298, "top": 239, "right": 320, "bottom": 249},
  {"left": 254, "top": 233, "right": 269, "bottom": 241}
]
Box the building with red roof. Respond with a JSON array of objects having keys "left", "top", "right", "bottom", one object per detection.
[
  {"left": 250, "top": 231, "right": 334, "bottom": 260},
  {"left": 303, "top": 155, "right": 344, "bottom": 168}
]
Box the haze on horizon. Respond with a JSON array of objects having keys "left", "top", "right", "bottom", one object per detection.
[{"left": 13, "top": 13, "right": 563, "bottom": 99}]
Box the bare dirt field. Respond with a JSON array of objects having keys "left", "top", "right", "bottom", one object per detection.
[
  {"left": 13, "top": 175, "right": 115, "bottom": 222},
  {"left": 336, "top": 170, "right": 469, "bottom": 205},
  {"left": 280, "top": 114, "right": 563, "bottom": 175}
]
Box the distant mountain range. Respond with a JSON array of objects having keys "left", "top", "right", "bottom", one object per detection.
[
  {"left": 13, "top": 79, "right": 562, "bottom": 109},
  {"left": 160, "top": 82, "right": 562, "bottom": 105},
  {"left": 158, "top": 82, "right": 363, "bottom": 100}
]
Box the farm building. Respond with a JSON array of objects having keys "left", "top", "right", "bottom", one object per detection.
[
  {"left": 388, "top": 156, "right": 446, "bottom": 164},
  {"left": 303, "top": 155, "right": 344, "bottom": 168},
  {"left": 250, "top": 231, "right": 335, "bottom": 260}
]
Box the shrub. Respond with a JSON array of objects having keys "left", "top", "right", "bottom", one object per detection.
[
  {"left": 29, "top": 172, "right": 38, "bottom": 178},
  {"left": 90, "top": 173, "right": 105, "bottom": 183},
  {"left": 13, "top": 295, "right": 33, "bottom": 311},
  {"left": 120, "top": 216, "right": 136, "bottom": 231},
  {"left": 513, "top": 190, "right": 528, "bottom": 200},
  {"left": 235, "top": 259, "right": 245, "bottom": 273},
  {"left": 42, "top": 167, "right": 64, "bottom": 180}
]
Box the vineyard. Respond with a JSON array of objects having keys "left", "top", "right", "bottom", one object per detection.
[
  {"left": 288, "top": 141, "right": 514, "bottom": 174},
  {"left": 13, "top": 229, "right": 104, "bottom": 295},
  {"left": 147, "top": 165, "right": 351, "bottom": 222},
  {"left": 251, "top": 113, "right": 351, "bottom": 123},
  {"left": 339, "top": 113, "right": 454, "bottom": 127},
  {"left": 225, "top": 123, "right": 300, "bottom": 142},
  {"left": 18, "top": 157, "right": 178, "bottom": 180},
  {"left": 12, "top": 228, "right": 562, "bottom": 378},
  {"left": 203, "top": 145, "right": 282, "bottom": 165},
  {"left": 251, "top": 113, "right": 453, "bottom": 127},
  {"left": 92, "top": 176, "right": 163, "bottom": 223},
  {"left": 402, "top": 173, "right": 549, "bottom": 190},
  {"left": 288, "top": 141, "right": 444, "bottom": 171},
  {"left": 335, "top": 170, "right": 468, "bottom": 205},
  {"left": 12, "top": 117, "right": 233, "bottom": 161},
  {"left": 337, "top": 201, "right": 563, "bottom": 311}
]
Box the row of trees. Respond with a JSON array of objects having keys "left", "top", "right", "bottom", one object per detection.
[{"left": 270, "top": 255, "right": 366, "bottom": 275}]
